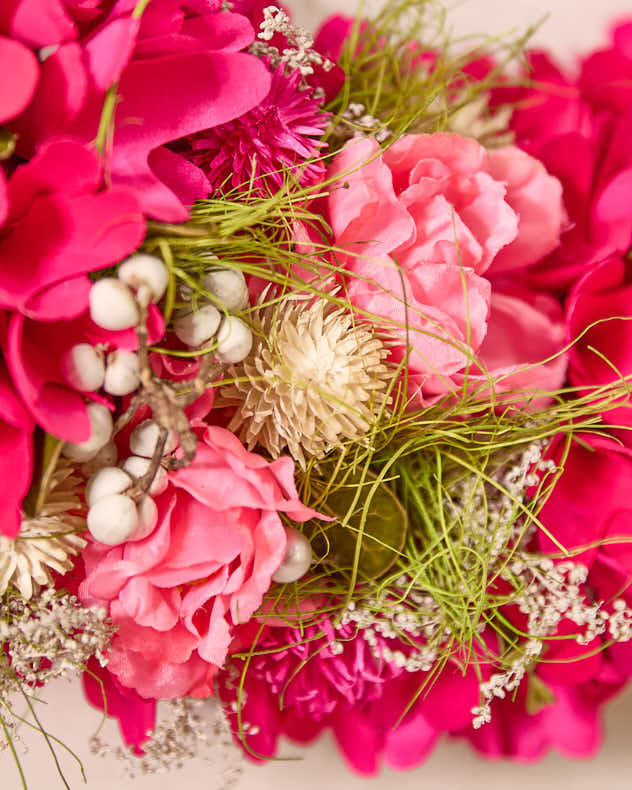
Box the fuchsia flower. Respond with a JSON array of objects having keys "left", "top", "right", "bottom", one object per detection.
[
  {"left": 497, "top": 22, "right": 632, "bottom": 292},
  {"left": 566, "top": 257, "right": 632, "bottom": 428},
  {"left": 79, "top": 426, "right": 320, "bottom": 700},
  {"left": 0, "top": 138, "right": 146, "bottom": 443},
  {"left": 322, "top": 133, "right": 567, "bottom": 403},
  {"left": 2, "top": 0, "right": 272, "bottom": 221},
  {"left": 218, "top": 617, "right": 480, "bottom": 775}
]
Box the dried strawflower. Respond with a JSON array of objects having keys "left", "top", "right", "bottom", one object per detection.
[
  {"left": 222, "top": 295, "right": 392, "bottom": 468},
  {"left": 0, "top": 460, "right": 86, "bottom": 599}
]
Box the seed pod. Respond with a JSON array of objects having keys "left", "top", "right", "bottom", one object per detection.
[
  {"left": 121, "top": 455, "right": 168, "bottom": 496},
  {"left": 203, "top": 268, "right": 249, "bottom": 312}
]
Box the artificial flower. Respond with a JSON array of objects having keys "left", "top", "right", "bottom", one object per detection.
[
  {"left": 3, "top": 0, "right": 272, "bottom": 221},
  {"left": 321, "top": 133, "right": 567, "bottom": 402},
  {"left": 79, "top": 425, "right": 320, "bottom": 699}
]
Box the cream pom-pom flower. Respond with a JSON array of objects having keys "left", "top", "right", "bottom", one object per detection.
[
  {"left": 221, "top": 293, "right": 392, "bottom": 468},
  {"left": 0, "top": 460, "right": 86, "bottom": 599}
]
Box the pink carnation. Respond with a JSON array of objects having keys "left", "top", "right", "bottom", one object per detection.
[
  {"left": 3, "top": 0, "right": 271, "bottom": 221},
  {"left": 323, "top": 133, "right": 567, "bottom": 403},
  {"left": 79, "top": 426, "right": 319, "bottom": 700}
]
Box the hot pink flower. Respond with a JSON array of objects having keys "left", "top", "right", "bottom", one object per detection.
[
  {"left": 323, "top": 134, "right": 567, "bottom": 402},
  {"left": 0, "top": 34, "right": 38, "bottom": 124},
  {"left": 218, "top": 617, "right": 480, "bottom": 775},
  {"left": 0, "top": 138, "right": 147, "bottom": 442},
  {"left": 3, "top": 0, "right": 271, "bottom": 221},
  {"left": 79, "top": 426, "right": 319, "bottom": 700},
  {"left": 566, "top": 256, "right": 632, "bottom": 428}
]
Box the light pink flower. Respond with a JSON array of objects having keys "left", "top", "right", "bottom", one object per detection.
[
  {"left": 79, "top": 426, "right": 319, "bottom": 699},
  {"left": 324, "top": 134, "right": 567, "bottom": 402}
]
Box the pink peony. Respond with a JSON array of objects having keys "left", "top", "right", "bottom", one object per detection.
[
  {"left": 3, "top": 0, "right": 271, "bottom": 221},
  {"left": 0, "top": 138, "right": 147, "bottom": 442},
  {"left": 218, "top": 617, "right": 480, "bottom": 775},
  {"left": 323, "top": 133, "right": 567, "bottom": 402},
  {"left": 79, "top": 426, "right": 319, "bottom": 700}
]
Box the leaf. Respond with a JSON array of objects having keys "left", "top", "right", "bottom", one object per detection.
[
  {"left": 525, "top": 673, "right": 556, "bottom": 715},
  {"left": 22, "top": 431, "right": 65, "bottom": 517}
]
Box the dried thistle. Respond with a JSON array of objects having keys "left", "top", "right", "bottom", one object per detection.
[{"left": 222, "top": 294, "right": 392, "bottom": 468}]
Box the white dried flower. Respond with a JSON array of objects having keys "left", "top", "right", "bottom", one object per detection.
[
  {"left": 221, "top": 294, "right": 391, "bottom": 468},
  {"left": 0, "top": 461, "right": 86, "bottom": 599}
]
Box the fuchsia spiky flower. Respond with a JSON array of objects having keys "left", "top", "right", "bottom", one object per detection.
[{"left": 178, "top": 64, "right": 329, "bottom": 196}]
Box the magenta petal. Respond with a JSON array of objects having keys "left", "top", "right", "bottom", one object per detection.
[
  {"left": 0, "top": 36, "right": 39, "bottom": 123},
  {"left": 332, "top": 710, "right": 381, "bottom": 776},
  {"left": 82, "top": 659, "right": 155, "bottom": 755},
  {"left": 107, "top": 51, "right": 271, "bottom": 220},
  {"left": 0, "top": 0, "right": 76, "bottom": 48},
  {"left": 5, "top": 312, "right": 91, "bottom": 442},
  {"left": 84, "top": 16, "right": 139, "bottom": 91},
  {"left": 148, "top": 146, "right": 212, "bottom": 207},
  {"left": 0, "top": 363, "right": 33, "bottom": 537},
  {"left": 12, "top": 43, "right": 88, "bottom": 155}
]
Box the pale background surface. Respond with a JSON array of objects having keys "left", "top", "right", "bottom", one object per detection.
[{"left": 4, "top": 0, "right": 632, "bottom": 787}]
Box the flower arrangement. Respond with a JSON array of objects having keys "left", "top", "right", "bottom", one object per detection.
[{"left": 2, "top": 0, "right": 632, "bottom": 785}]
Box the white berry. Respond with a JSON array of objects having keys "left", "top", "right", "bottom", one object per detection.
[
  {"left": 61, "top": 344, "right": 105, "bottom": 392},
  {"left": 62, "top": 402, "right": 113, "bottom": 462},
  {"left": 215, "top": 316, "right": 253, "bottom": 363},
  {"left": 89, "top": 278, "right": 140, "bottom": 331},
  {"left": 86, "top": 466, "right": 132, "bottom": 507},
  {"left": 104, "top": 349, "right": 140, "bottom": 396},
  {"left": 121, "top": 455, "right": 168, "bottom": 496},
  {"left": 129, "top": 419, "right": 178, "bottom": 458},
  {"left": 129, "top": 495, "right": 158, "bottom": 542},
  {"left": 118, "top": 253, "right": 169, "bottom": 303},
  {"left": 87, "top": 493, "right": 138, "bottom": 546},
  {"left": 204, "top": 268, "right": 249, "bottom": 312},
  {"left": 173, "top": 304, "right": 221, "bottom": 347},
  {"left": 79, "top": 441, "right": 118, "bottom": 477},
  {"left": 272, "top": 527, "right": 313, "bottom": 584}
]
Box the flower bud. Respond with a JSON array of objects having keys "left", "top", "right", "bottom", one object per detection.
[{"left": 89, "top": 278, "right": 140, "bottom": 331}]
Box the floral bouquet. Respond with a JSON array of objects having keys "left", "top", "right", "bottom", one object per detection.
[{"left": 2, "top": 0, "right": 632, "bottom": 785}]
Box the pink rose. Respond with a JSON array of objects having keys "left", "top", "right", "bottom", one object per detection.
[
  {"left": 79, "top": 426, "right": 319, "bottom": 699},
  {"left": 566, "top": 256, "right": 632, "bottom": 428},
  {"left": 324, "top": 134, "right": 566, "bottom": 402}
]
